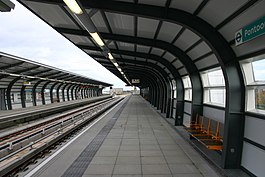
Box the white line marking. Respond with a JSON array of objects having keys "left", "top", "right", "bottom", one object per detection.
[{"left": 24, "top": 98, "right": 126, "bottom": 177}]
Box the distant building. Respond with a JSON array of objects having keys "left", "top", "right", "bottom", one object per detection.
[
  {"left": 132, "top": 88, "right": 140, "bottom": 95},
  {"left": 110, "top": 88, "right": 123, "bottom": 95}
]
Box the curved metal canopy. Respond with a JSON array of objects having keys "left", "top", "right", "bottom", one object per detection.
[
  {"left": 0, "top": 52, "right": 112, "bottom": 87},
  {"left": 17, "top": 0, "right": 265, "bottom": 86},
  {"left": 14, "top": 0, "right": 265, "bottom": 170}
]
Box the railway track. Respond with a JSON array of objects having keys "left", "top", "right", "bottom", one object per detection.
[
  {"left": 0, "top": 97, "right": 113, "bottom": 145},
  {"left": 0, "top": 96, "right": 124, "bottom": 177}
]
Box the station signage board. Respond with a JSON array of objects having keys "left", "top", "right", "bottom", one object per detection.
[
  {"left": 23, "top": 81, "right": 31, "bottom": 85},
  {"left": 132, "top": 79, "right": 140, "bottom": 84},
  {"left": 235, "top": 16, "right": 265, "bottom": 46}
]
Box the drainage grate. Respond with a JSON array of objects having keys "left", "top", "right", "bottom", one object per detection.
[{"left": 61, "top": 98, "right": 129, "bottom": 177}]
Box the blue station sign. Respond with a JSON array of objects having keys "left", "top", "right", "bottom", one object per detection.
[{"left": 235, "top": 16, "right": 265, "bottom": 46}]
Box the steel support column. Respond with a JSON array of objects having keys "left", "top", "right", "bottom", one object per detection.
[
  {"left": 0, "top": 88, "right": 6, "bottom": 110},
  {"left": 70, "top": 85, "right": 75, "bottom": 100},
  {"left": 56, "top": 83, "right": 64, "bottom": 102},
  {"left": 20, "top": 85, "right": 26, "bottom": 108},
  {"left": 7, "top": 77, "right": 21, "bottom": 110},
  {"left": 50, "top": 82, "right": 58, "bottom": 103},
  {"left": 81, "top": 87, "right": 84, "bottom": 99},
  {"left": 61, "top": 83, "right": 69, "bottom": 102},
  {"left": 75, "top": 85, "right": 81, "bottom": 99},
  {"left": 32, "top": 80, "right": 42, "bottom": 106},
  {"left": 67, "top": 84, "right": 73, "bottom": 101},
  {"left": 41, "top": 81, "right": 51, "bottom": 105}
]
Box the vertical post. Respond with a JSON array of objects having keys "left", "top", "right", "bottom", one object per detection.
[
  {"left": 50, "top": 82, "right": 58, "bottom": 103},
  {"left": 21, "top": 85, "right": 26, "bottom": 108},
  {"left": 85, "top": 88, "right": 89, "bottom": 98},
  {"left": 71, "top": 85, "right": 76, "bottom": 100},
  {"left": 191, "top": 75, "right": 203, "bottom": 126},
  {"left": 166, "top": 98, "right": 171, "bottom": 118},
  {"left": 41, "top": 81, "right": 51, "bottom": 105},
  {"left": 170, "top": 98, "right": 174, "bottom": 118},
  {"left": 32, "top": 80, "right": 42, "bottom": 106},
  {"left": 0, "top": 88, "right": 7, "bottom": 110},
  {"left": 56, "top": 83, "right": 64, "bottom": 102},
  {"left": 80, "top": 87, "right": 84, "bottom": 99},
  {"left": 75, "top": 85, "right": 80, "bottom": 99},
  {"left": 61, "top": 84, "right": 68, "bottom": 102},
  {"left": 175, "top": 79, "right": 184, "bottom": 126},
  {"left": 94, "top": 87, "right": 98, "bottom": 96},
  {"left": 67, "top": 84, "right": 72, "bottom": 101},
  {"left": 7, "top": 77, "right": 21, "bottom": 110},
  {"left": 88, "top": 88, "right": 91, "bottom": 97}
]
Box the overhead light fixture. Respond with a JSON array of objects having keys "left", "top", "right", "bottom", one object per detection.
[
  {"left": 63, "top": 0, "right": 83, "bottom": 14},
  {"left": 9, "top": 73, "right": 20, "bottom": 77},
  {"left": 113, "top": 62, "right": 119, "bottom": 67},
  {"left": 26, "top": 75, "right": 35, "bottom": 79},
  {"left": 0, "top": 0, "right": 15, "bottom": 12},
  {"left": 90, "top": 32, "right": 105, "bottom": 47},
  {"left": 108, "top": 52, "right": 114, "bottom": 60},
  {"left": 118, "top": 68, "right": 122, "bottom": 72}
]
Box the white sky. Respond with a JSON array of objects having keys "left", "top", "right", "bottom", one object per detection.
[
  {"left": 253, "top": 60, "right": 265, "bottom": 81},
  {"left": 0, "top": 0, "right": 133, "bottom": 90}
]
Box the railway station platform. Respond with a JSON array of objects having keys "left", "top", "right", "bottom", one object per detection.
[
  {"left": 22, "top": 95, "right": 223, "bottom": 177},
  {"left": 0, "top": 95, "right": 112, "bottom": 131}
]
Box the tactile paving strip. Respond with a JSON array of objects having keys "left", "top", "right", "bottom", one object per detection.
[{"left": 61, "top": 98, "right": 128, "bottom": 177}]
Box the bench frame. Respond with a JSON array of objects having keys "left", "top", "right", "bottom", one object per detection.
[{"left": 185, "top": 114, "right": 223, "bottom": 151}]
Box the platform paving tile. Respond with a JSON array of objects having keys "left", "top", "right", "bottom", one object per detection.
[
  {"left": 139, "top": 139, "right": 158, "bottom": 145},
  {"left": 79, "top": 96, "right": 222, "bottom": 177},
  {"left": 103, "top": 138, "right": 122, "bottom": 144},
  {"left": 119, "top": 145, "right": 140, "bottom": 151},
  {"left": 143, "top": 175, "right": 172, "bottom": 177},
  {"left": 95, "top": 150, "right": 119, "bottom": 156},
  {"left": 141, "top": 150, "right": 164, "bottom": 156},
  {"left": 90, "top": 156, "right": 117, "bottom": 164},
  {"left": 121, "top": 139, "right": 140, "bottom": 145},
  {"left": 140, "top": 144, "right": 161, "bottom": 150},
  {"left": 118, "top": 150, "right": 140, "bottom": 156},
  {"left": 142, "top": 164, "right": 171, "bottom": 175},
  {"left": 139, "top": 136, "right": 156, "bottom": 140},
  {"left": 113, "top": 164, "right": 142, "bottom": 175},
  {"left": 195, "top": 163, "right": 222, "bottom": 177},
  {"left": 123, "top": 134, "right": 139, "bottom": 139},
  {"left": 159, "top": 145, "right": 181, "bottom": 151},
  {"left": 84, "top": 164, "right": 114, "bottom": 175},
  {"left": 162, "top": 150, "right": 187, "bottom": 156},
  {"left": 106, "top": 134, "right": 124, "bottom": 139},
  {"left": 99, "top": 145, "right": 120, "bottom": 151},
  {"left": 124, "top": 130, "right": 138, "bottom": 133},
  {"left": 185, "top": 154, "right": 208, "bottom": 164},
  {"left": 165, "top": 155, "right": 193, "bottom": 164},
  {"left": 141, "top": 156, "right": 167, "bottom": 164},
  {"left": 112, "top": 175, "right": 142, "bottom": 177},
  {"left": 109, "top": 129, "right": 124, "bottom": 133},
  {"left": 157, "top": 139, "right": 177, "bottom": 145},
  {"left": 172, "top": 174, "right": 204, "bottom": 177},
  {"left": 127, "top": 121, "right": 138, "bottom": 124},
  {"left": 82, "top": 175, "right": 111, "bottom": 177},
  {"left": 139, "top": 133, "right": 155, "bottom": 136},
  {"left": 116, "top": 156, "right": 141, "bottom": 164},
  {"left": 169, "top": 164, "right": 201, "bottom": 174}
]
